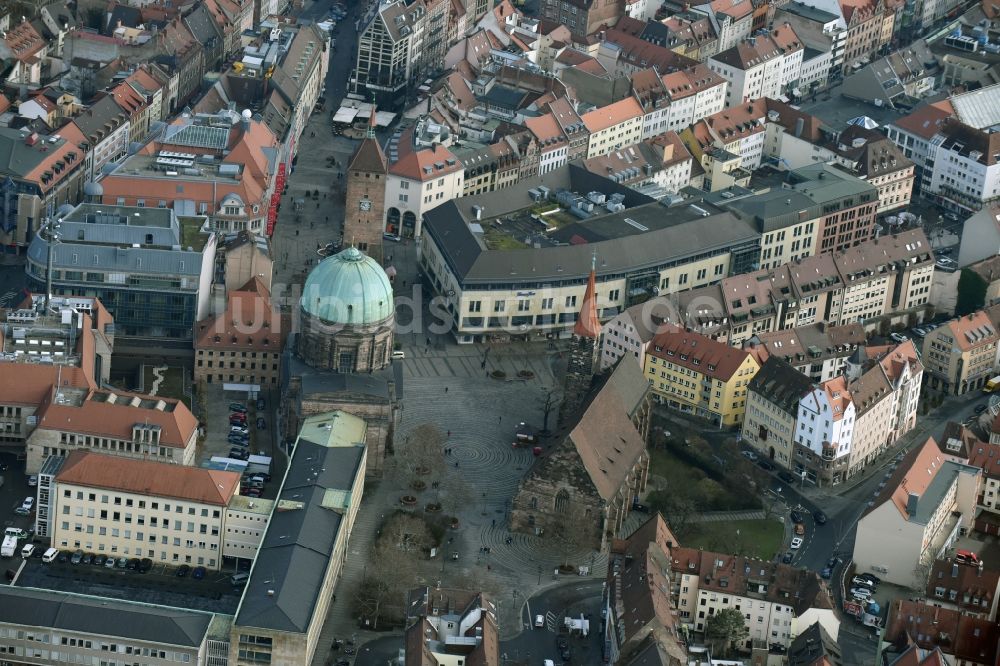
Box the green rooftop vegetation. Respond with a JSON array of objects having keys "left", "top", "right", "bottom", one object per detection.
[
  {"left": 179, "top": 216, "right": 210, "bottom": 252},
  {"left": 481, "top": 223, "right": 527, "bottom": 250}
]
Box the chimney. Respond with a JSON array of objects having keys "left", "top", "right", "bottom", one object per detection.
[
  {"left": 795, "top": 117, "right": 804, "bottom": 138},
  {"left": 953, "top": 563, "right": 960, "bottom": 577},
  {"left": 906, "top": 492, "right": 919, "bottom": 516}
]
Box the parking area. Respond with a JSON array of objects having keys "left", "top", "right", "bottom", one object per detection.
[
  {"left": 0, "top": 450, "right": 40, "bottom": 544},
  {"left": 200, "top": 384, "right": 283, "bottom": 501},
  {"left": 12, "top": 555, "right": 242, "bottom": 614}
]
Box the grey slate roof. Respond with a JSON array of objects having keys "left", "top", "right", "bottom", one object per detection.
[
  {"left": 28, "top": 236, "right": 203, "bottom": 277},
  {"left": 747, "top": 356, "right": 815, "bottom": 417},
  {"left": 0, "top": 127, "right": 71, "bottom": 180},
  {"left": 0, "top": 586, "right": 213, "bottom": 647},
  {"left": 234, "top": 441, "right": 364, "bottom": 634},
  {"left": 423, "top": 163, "right": 759, "bottom": 285},
  {"left": 72, "top": 95, "right": 128, "bottom": 142}
]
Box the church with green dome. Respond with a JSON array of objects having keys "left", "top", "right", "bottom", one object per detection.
[{"left": 297, "top": 246, "right": 396, "bottom": 372}]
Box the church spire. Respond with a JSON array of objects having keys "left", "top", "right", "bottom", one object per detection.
[{"left": 573, "top": 251, "right": 601, "bottom": 338}]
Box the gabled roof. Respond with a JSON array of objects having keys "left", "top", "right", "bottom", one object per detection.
[
  {"left": 574, "top": 267, "right": 601, "bottom": 338},
  {"left": 568, "top": 359, "right": 650, "bottom": 501},
  {"left": 885, "top": 599, "right": 1000, "bottom": 664},
  {"left": 56, "top": 450, "right": 239, "bottom": 505},
  {"left": 925, "top": 557, "right": 999, "bottom": 615},
  {"left": 389, "top": 143, "right": 462, "bottom": 181},
  {"left": 348, "top": 136, "right": 388, "bottom": 174},
  {"left": 581, "top": 97, "right": 643, "bottom": 133},
  {"left": 647, "top": 325, "right": 755, "bottom": 381},
  {"left": 747, "top": 356, "right": 815, "bottom": 417},
  {"left": 893, "top": 101, "right": 954, "bottom": 140},
  {"left": 709, "top": 24, "right": 802, "bottom": 70}
]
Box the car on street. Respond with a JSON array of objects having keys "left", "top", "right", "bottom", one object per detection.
[
  {"left": 790, "top": 537, "right": 803, "bottom": 549},
  {"left": 82, "top": 553, "right": 93, "bottom": 565},
  {"left": 57, "top": 551, "right": 69, "bottom": 563},
  {"left": 826, "top": 556, "right": 841, "bottom": 569},
  {"left": 104, "top": 556, "right": 117, "bottom": 569},
  {"left": 116, "top": 557, "right": 128, "bottom": 569},
  {"left": 852, "top": 576, "right": 876, "bottom": 588},
  {"left": 790, "top": 511, "right": 803, "bottom": 524},
  {"left": 851, "top": 588, "right": 873, "bottom": 600},
  {"left": 782, "top": 552, "right": 793, "bottom": 563},
  {"left": 912, "top": 328, "right": 927, "bottom": 338},
  {"left": 176, "top": 565, "right": 191, "bottom": 577},
  {"left": 230, "top": 414, "right": 247, "bottom": 424},
  {"left": 20, "top": 544, "right": 34, "bottom": 558},
  {"left": 821, "top": 567, "right": 832, "bottom": 579},
  {"left": 192, "top": 566, "right": 206, "bottom": 580},
  {"left": 230, "top": 448, "right": 250, "bottom": 461},
  {"left": 741, "top": 450, "right": 758, "bottom": 461},
  {"left": 857, "top": 573, "right": 881, "bottom": 585},
  {"left": 94, "top": 554, "right": 107, "bottom": 567},
  {"left": 20, "top": 497, "right": 33, "bottom": 512},
  {"left": 70, "top": 550, "right": 83, "bottom": 564},
  {"left": 229, "top": 403, "right": 247, "bottom": 413},
  {"left": 778, "top": 471, "right": 796, "bottom": 484},
  {"left": 228, "top": 435, "right": 249, "bottom": 445},
  {"left": 27, "top": 475, "right": 37, "bottom": 487},
  {"left": 813, "top": 510, "right": 827, "bottom": 525},
  {"left": 890, "top": 332, "right": 909, "bottom": 343},
  {"left": 535, "top": 615, "right": 545, "bottom": 628},
  {"left": 976, "top": 404, "right": 988, "bottom": 414},
  {"left": 230, "top": 425, "right": 249, "bottom": 435},
  {"left": 756, "top": 459, "right": 774, "bottom": 471}
]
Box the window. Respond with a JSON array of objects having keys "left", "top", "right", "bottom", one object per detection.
[
  {"left": 565, "top": 295, "right": 577, "bottom": 308},
  {"left": 494, "top": 300, "right": 505, "bottom": 313},
  {"left": 468, "top": 301, "right": 481, "bottom": 313}
]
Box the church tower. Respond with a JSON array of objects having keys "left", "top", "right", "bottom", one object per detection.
[
  {"left": 560, "top": 256, "right": 602, "bottom": 424},
  {"left": 343, "top": 109, "right": 388, "bottom": 263}
]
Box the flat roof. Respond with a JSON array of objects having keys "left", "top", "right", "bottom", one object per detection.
[
  {"left": 424, "top": 166, "right": 760, "bottom": 285},
  {"left": 0, "top": 586, "right": 217, "bottom": 648}
]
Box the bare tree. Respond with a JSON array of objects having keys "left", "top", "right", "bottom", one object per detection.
[
  {"left": 388, "top": 423, "right": 446, "bottom": 487},
  {"left": 354, "top": 513, "right": 431, "bottom": 629},
  {"left": 658, "top": 495, "right": 698, "bottom": 537},
  {"left": 550, "top": 501, "right": 596, "bottom": 568},
  {"left": 439, "top": 473, "right": 473, "bottom": 518}
]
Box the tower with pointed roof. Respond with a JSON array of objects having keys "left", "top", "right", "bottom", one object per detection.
[
  {"left": 560, "top": 255, "right": 602, "bottom": 424},
  {"left": 343, "top": 107, "right": 387, "bottom": 263}
]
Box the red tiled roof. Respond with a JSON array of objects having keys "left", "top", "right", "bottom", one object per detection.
[
  {"left": 388, "top": 143, "right": 462, "bottom": 181},
  {"left": 647, "top": 325, "right": 755, "bottom": 381}
]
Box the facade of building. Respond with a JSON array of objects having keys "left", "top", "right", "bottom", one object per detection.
[
  {"left": 230, "top": 410, "right": 367, "bottom": 666},
  {"left": 49, "top": 450, "right": 241, "bottom": 568},
  {"left": 25, "top": 204, "right": 216, "bottom": 340},
  {"left": 745, "top": 323, "right": 867, "bottom": 382},
  {"left": 510, "top": 358, "right": 651, "bottom": 550},
  {"left": 26, "top": 386, "right": 199, "bottom": 474},
  {"left": 922, "top": 310, "right": 999, "bottom": 395},
  {"left": 645, "top": 325, "right": 762, "bottom": 427},
  {"left": 539, "top": 0, "right": 624, "bottom": 39},
  {"left": 707, "top": 26, "right": 805, "bottom": 109},
  {"left": 670, "top": 546, "right": 836, "bottom": 649},
  {"left": 854, "top": 437, "right": 981, "bottom": 588},
  {"left": 194, "top": 278, "right": 286, "bottom": 386},
  {"left": 743, "top": 356, "right": 815, "bottom": 467},
  {"left": 582, "top": 97, "right": 645, "bottom": 158},
  {"left": 385, "top": 144, "right": 464, "bottom": 239},
  {"left": 403, "top": 588, "right": 499, "bottom": 665},
  {"left": 350, "top": 0, "right": 433, "bottom": 108}
]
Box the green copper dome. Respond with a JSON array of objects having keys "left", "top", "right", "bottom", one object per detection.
[{"left": 301, "top": 247, "right": 394, "bottom": 326}]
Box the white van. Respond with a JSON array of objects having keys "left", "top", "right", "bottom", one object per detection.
[
  {"left": 4, "top": 528, "right": 26, "bottom": 539},
  {"left": 41, "top": 547, "right": 59, "bottom": 563},
  {"left": 231, "top": 572, "right": 250, "bottom": 587},
  {"left": 535, "top": 614, "right": 545, "bottom": 628},
  {"left": 20, "top": 544, "right": 34, "bottom": 558}
]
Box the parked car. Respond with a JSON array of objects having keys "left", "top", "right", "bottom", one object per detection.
[
  {"left": 27, "top": 475, "right": 37, "bottom": 487},
  {"left": 228, "top": 436, "right": 249, "bottom": 446},
  {"left": 229, "top": 448, "right": 250, "bottom": 461},
  {"left": 115, "top": 557, "right": 128, "bottom": 569},
  {"left": 231, "top": 572, "right": 250, "bottom": 587},
  {"left": 851, "top": 588, "right": 873, "bottom": 600},
  {"left": 852, "top": 576, "right": 876, "bottom": 588},
  {"left": 782, "top": 552, "right": 793, "bottom": 563},
  {"left": 391, "top": 350, "right": 405, "bottom": 359},
  {"left": 93, "top": 554, "right": 107, "bottom": 567},
  {"left": 229, "top": 403, "right": 247, "bottom": 413},
  {"left": 41, "top": 548, "right": 58, "bottom": 563},
  {"left": 229, "top": 414, "right": 247, "bottom": 424},
  {"left": 756, "top": 459, "right": 775, "bottom": 472},
  {"left": 779, "top": 470, "right": 796, "bottom": 484},
  {"left": 256, "top": 397, "right": 266, "bottom": 410},
  {"left": 139, "top": 558, "right": 153, "bottom": 573},
  {"left": 82, "top": 553, "right": 93, "bottom": 565},
  {"left": 57, "top": 551, "right": 69, "bottom": 563},
  {"left": 192, "top": 566, "right": 206, "bottom": 580},
  {"left": 741, "top": 450, "right": 758, "bottom": 461},
  {"left": 790, "top": 510, "right": 803, "bottom": 524},
  {"left": 126, "top": 558, "right": 139, "bottom": 570},
  {"left": 976, "top": 404, "right": 988, "bottom": 414},
  {"left": 857, "top": 573, "right": 881, "bottom": 585},
  {"left": 230, "top": 425, "right": 249, "bottom": 435},
  {"left": 790, "top": 537, "right": 803, "bottom": 549},
  {"left": 820, "top": 567, "right": 832, "bottom": 579},
  {"left": 20, "top": 544, "right": 34, "bottom": 558},
  {"left": 176, "top": 564, "right": 191, "bottom": 577},
  {"left": 70, "top": 549, "right": 83, "bottom": 564},
  {"left": 20, "top": 497, "right": 34, "bottom": 511},
  {"left": 813, "top": 510, "right": 827, "bottom": 525},
  {"left": 103, "top": 556, "right": 117, "bottom": 569},
  {"left": 890, "top": 332, "right": 909, "bottom": 343}
]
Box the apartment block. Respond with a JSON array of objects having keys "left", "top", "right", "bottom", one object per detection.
[
  {"left": 540, "top": 0, "right": 625, "bottom": 39},
  {"left": 883, "top": 599, "right": 1000, "bottom": 666},
  {"left": 924, "top": 557, "right": 1000, "bottom": 621},
  {"left": 582, "top": 97, "right": 645, "bottom": 158},
  {"left": 385, "top": 143, "right": 464, "bottom": 238},
  {"left": 743, "top": 356, "right": 815, "bottom": 467},
  {"left": 855, "top": 438, "right": 981, "bottom": 588},
  {"left": 708, "top": 26, "right": 804, "bottom": 109},
  {"left": 49, "top": 451, "right": 242, "bottom": 568},
  {"left": 644, "top": 325, "right": 762, "bottom": 427},
  {"left": 774, "top": 2, "right": 847, "bottom": 79},
  {"left": 670, "top": 546, "right": 836, "bottom": 648},
  {"left": 922, "top": 310, "right": 999, "bottom": 395},
  {"left": 794, "top": 340, "right": 922, "bottom": 484},
  {"left": 660, "top": 65, "right": 728, "bottom": 133},
  {"left": 744, "top": 323, "right": 866, "bottom": 382}
]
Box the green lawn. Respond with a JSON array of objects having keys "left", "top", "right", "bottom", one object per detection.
[{"left": 683, "top": 519, "right": 784, "bottom": 560}]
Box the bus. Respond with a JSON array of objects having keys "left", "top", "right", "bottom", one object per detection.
[{"left": 984, "top": 375, "right": 1000, "bottom": 393}]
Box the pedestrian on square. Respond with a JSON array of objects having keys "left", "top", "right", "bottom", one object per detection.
[{"left": 445, "top": 387, "right": 449, "bottom": 393}]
